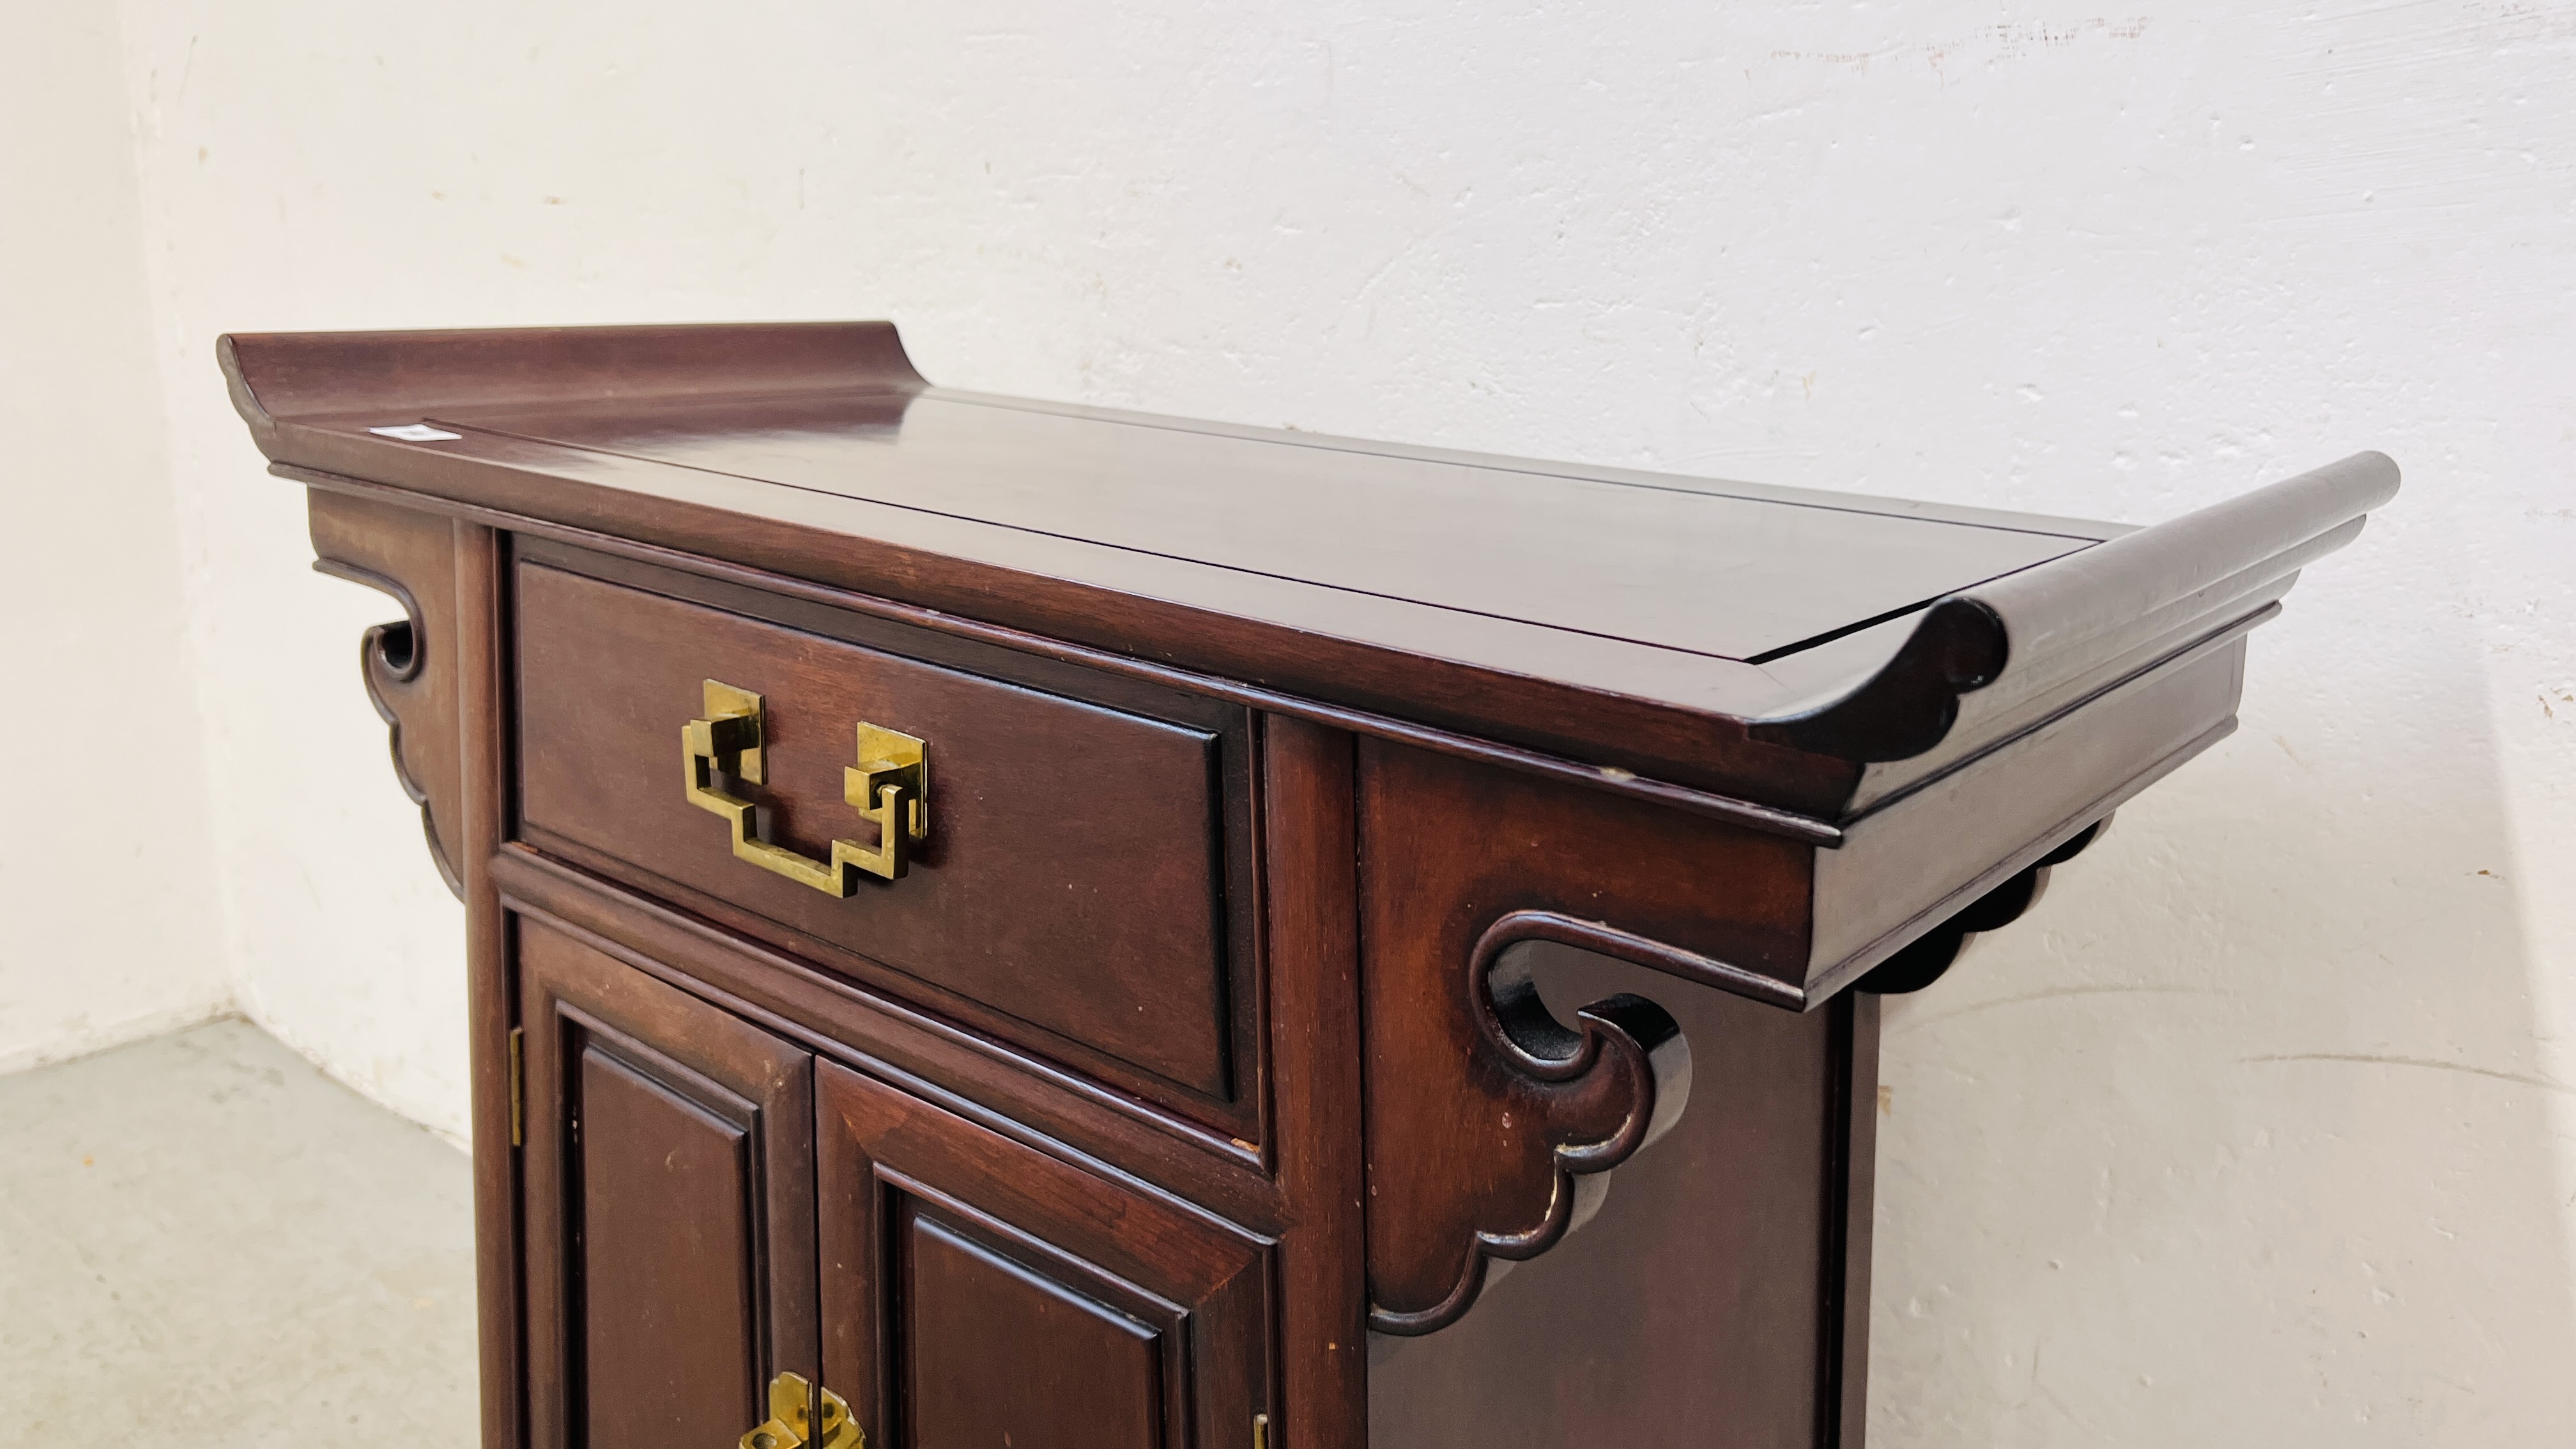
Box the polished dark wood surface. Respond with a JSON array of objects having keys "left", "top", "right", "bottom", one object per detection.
[
  {"left": 516, "top": 918, "right": 816, "bottom": 1449},
  {"left": 1369, "top": 950, "right": 1877, "bottom": 1448},
  {"left": 454, "top": 525, "right": 526, "bottom": 1449},
  {"left": 1806, "top": 638, "right": 2245, "bottom": 995},
  {"left": 902, "top": 1216, "right": 1163, "bottom": 1443},
  {"left": 309, "top": 489, "right": 466, "bottom": 894},
  {"left": 492, "top": 849, "right": 1284, "bottom": 1225},
  {"left": 233, "top": 321, "right": 2394, "bottom": 1449},
  {"left": 440, "top": 386, "right": 2091, "bottom": 664},
  {"left": 1261, "top": 718, "right": 1370, "bottom": 1449},
  {"left": 227, "top": 323, "right": 2396, "bottom": 818},
  {"left": 816, "top": 1058, "right": 1271, "bottom": 1449},
  {"left": 1355, "top": 740, "right": 1809, "bottom": 1332},
  {"left": 515, "top": 553, "right": 1244, "bottom": 1105}
]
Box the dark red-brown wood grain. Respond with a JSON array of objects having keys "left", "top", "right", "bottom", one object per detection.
[
  {"left": 516, "top": 919, "right": 816, "bottom": 1449},
  {"left": 816, "top": 1059, "right": 1270, "bottom": 1449},
  {"left": 251, "top": 322, "right": 2395, "bottom": 1449},
  {"left": 513, "top": 553, "right": 1245, "bottom": 1108}
]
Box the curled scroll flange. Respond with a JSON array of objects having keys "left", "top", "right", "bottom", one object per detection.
[
  {"left": 1749, "top": 595, "right": 2009, "bottom": 763},
  {"left": 1751, "top": 452, "right": 2400, "bottom": 766},
  {"left": 1368, "top": 912, "right": 1728, "bottom": 1337}
]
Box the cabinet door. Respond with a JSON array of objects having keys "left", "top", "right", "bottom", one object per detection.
[
  {"left": 518, "top": 919, "right": 817, "bottom": 1449},
  {"left": 816, "top": 1061, "right": 1271, "bottom": 1449}
]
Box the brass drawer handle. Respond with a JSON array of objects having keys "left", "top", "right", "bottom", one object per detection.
[
  {"left": 738, "top": 1372, "right": 861, "bottom": 1449},
  {"left": 684, "top": 679, "right": 928, "bottom": 894}
]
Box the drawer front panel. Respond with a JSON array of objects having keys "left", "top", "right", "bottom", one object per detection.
[{"left": 515, "top": 559, "right": 1236, "bottom": 1099}]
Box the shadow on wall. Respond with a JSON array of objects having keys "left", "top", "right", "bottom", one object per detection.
[{"left": 1869, "top": 593, "right": 2576, "bottom": 1444}]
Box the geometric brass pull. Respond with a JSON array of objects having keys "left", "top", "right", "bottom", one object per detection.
[
  {"left": 684, "top": 678, "right": 929, "bottom": 894},
  {"left": 737, "top": 1372, "right": 862, "bottom": 1449}
]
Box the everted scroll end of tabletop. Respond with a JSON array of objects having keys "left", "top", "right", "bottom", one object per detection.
[
  {"left": 1747, "top": 595, "right": 2011, "bottom": 763},
  {"left": 217, "top": 321, "right": 928, "bottom": 463},
  {"left": 1749, "top": 451, "right": 2402, "bottom": 770}
]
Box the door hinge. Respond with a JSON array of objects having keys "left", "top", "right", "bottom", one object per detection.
[
  {"left": 739, "top": 1373, "right": 861, "bottom": 1449},
  {"left": 507, "top": 1026, "right": 525, "bottom": 1148},
  {"left": 1254, "top": 1411, "right": 1270, "bottom": 1449}
]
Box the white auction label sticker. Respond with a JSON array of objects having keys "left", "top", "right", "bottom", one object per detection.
[{"left": 369, "top": 423, "right": 464, "bottom": 442}]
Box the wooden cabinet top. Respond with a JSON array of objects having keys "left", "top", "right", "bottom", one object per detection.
[{"left": 220, "top": 321, "right": 2393, "bottom": 829}]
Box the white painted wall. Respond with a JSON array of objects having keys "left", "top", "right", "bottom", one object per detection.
[
  {"left": 91, "top": 1, "right": 2576, "bottom": 1439},
  {"left": 0, "top": 4, "right": 228, "bottom": 1073}
]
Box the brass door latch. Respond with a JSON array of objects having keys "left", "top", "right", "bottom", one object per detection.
[
  {"left": 739, "top": 1372, "right": 861, "bottom": 1449},
  {"left": 684, "top": 680, "right": 929, "bottom": 894}
]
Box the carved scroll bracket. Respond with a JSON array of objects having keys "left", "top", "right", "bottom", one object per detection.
[
  {"left": 1854, "top": 815, "right": 2110, "bottom": 995},
  {"left": 1365, "top": 913, "right": 1698, "bottom": 1337},
  {"left": 1361, "top": 710, "right": 2126, "bottom": 1340},
  {"left": 309, "top": 489, "right": 466, "bottom": 899},
  {"left": 1359, "top": 742, "right": 1818, "bottom": 1337}
]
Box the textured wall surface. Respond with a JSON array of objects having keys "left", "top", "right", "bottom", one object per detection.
[
  {"left": 95, "top": 1, "right": 2576, "bottom": 1440},
  {"left": 0, "top": 4, "right": 228, "bottom": 1072}
]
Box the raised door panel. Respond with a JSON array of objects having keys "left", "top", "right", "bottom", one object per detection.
[
  {"left": 575, "top": 1050, "right": 757, "bottom": 1447},
  {"left": 815, "top": 1059, "right": 1271, "bottom": 1449},
  {"left": 518, "top": 918, "right": 817, "bottom": 1449},
  {"left": 904, "top": 1214, "right": 1163, "bottom": 1445}
]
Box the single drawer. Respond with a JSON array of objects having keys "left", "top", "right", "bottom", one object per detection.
[{"left": 512, "top": 552, "right": 1247, "bottom": 1107}]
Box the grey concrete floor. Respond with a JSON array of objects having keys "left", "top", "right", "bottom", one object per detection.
[{"left": 0, "top": 1019, "right": 477, "bottom": 1443}]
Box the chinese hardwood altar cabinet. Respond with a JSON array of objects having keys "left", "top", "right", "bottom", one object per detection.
[{"left": 220, "top": 324, "right": 2393, "bottom": 1449}]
